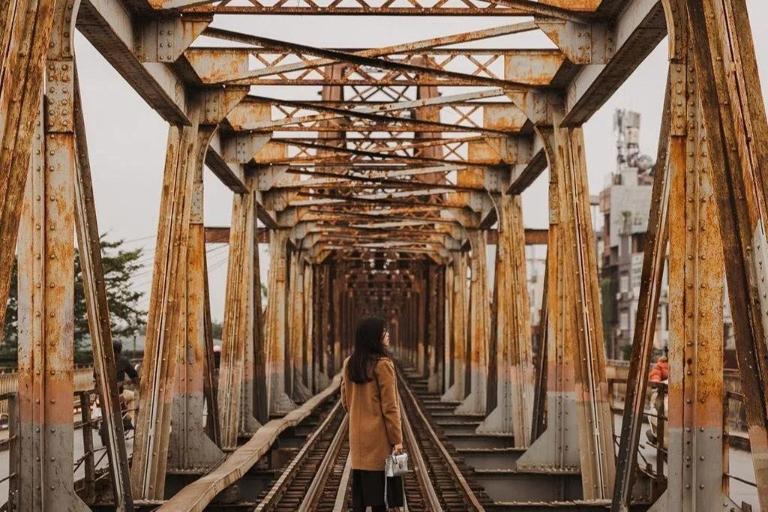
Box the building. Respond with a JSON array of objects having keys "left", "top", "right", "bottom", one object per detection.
[{"left": 598, "top": 110, "right": 662, "bottom": 360}]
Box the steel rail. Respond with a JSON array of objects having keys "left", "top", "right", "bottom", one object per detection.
[
  {"left": 297, "top": 414, "right": 349, "bottom": 512},
  {"left": 332, "top": 455, "right": 353, "bottom": 512},
  {"left": 396, "top": 369, "right": 485, "bottom": 512},
  {"left": 254, "top": 400, "right": 345, "bottom": 512},
  {"left": 400, "top": 396, "right": 444, "bottom": 511}
]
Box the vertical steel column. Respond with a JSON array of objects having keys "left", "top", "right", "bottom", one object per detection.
[
  {"left": 132, "top": 86, "right": 246, "bottom": 497},
  {"left": 443, "top": 263, "right": 455, "bottom": 393},
  {"left": 477, "top": 193, "right": 535, "bottom": 445},
  {"left": 16, "top": 1, "right": 88, "bottom": 507},
  {"left": 264, "top": 230, "right": 298, "bottom": 415},
  {"left": 415, "top": 270, "right": 427, "bottom": 377},
  {"left": 252, "top": 218, "right": 268, "bottom": 424},
  {"left": 0, "top": 0, "right": 56, "bottom": 331},
  {"left": 169, "top": 124, "right": 226, "bottom": 471},
  {"left": 132, "top": 118, "right": 198, "bottom": 498},
  {"left": 330, "top": 263, "right": 342, "bottom": 374},
  {"left": 218, "top": 179, "right": 261, "bottom": 448},
  {"left": 456, "top": 230, "right": 490, "bottom": 415},
  {"left": 288, "top": 252, "right": 311, "bottom": 402},
  {"left": 648, "top": 38, "right": 734, "bottom": 510},
  {"left": 612, "top": 72, "right": 673, "bottom": 512},
  {"left": 313, "top": 264, "right": 331, "bottom": 391},
  {"left": 303, "top": 264, "right": 314, "bottom": 393},
  {"left": 517, "top": 116, "right": 615, "bottom": 499},
  {"left": 442, "top": 253, "right": 468, "bottom": 402},
  {"left": 516, "top": 127, "right": 579, "bottom": 475},
  {"left": 683, "top": 0, "right": 768, "bottom": 506},
  {"left": 203, "top": 255, "right": 222, "bottom": 443},
  {"left": 427, "top": 265, "right": 442, "bottom": 392},
  {"left": 436, "top": 266, "right": 447, "bottom": 393},
  {"left": 561, "top": 123, "right": 616, "bottom": 499}
]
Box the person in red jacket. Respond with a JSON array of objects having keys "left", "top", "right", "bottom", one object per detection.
[{"left": 649, "top": 355, "right": 669, "bottom": 382}]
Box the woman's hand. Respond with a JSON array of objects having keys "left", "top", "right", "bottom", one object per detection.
[{"left": 393, "top": 443, "right": 404, "bottom": 454}]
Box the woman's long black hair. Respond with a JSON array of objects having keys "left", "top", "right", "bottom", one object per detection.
[{"left": 348, "top": 316, "right": 387, "bottom": 383}]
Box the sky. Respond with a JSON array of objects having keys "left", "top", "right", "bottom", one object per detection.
[{"left": 73, "top": 2, "right": 768, "bottom": 322}]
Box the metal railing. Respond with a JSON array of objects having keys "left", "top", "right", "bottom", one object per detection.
[
  {"left": 608, "top": 376, "right": 756, "bottom": 503},
  {"left": 0, "top": 385, "right": 137, "bottom": 510}
]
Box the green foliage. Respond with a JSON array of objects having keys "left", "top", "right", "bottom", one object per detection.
[
  {"left": 211, "top": 320, "right": 223, "bottom": 340},
  {"left": 3, "top": 236, "right": 147, "bottom": 364}
]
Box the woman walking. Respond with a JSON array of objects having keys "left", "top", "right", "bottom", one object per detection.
[{"left": 341, "top": 317, "right": 405, "bottom": 512}]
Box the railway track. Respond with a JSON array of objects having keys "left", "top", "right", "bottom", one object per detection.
[
  {"left": 254, "top": 365, "right": 492, "bottom": 512},
  {"left": 397, "top": 368, "right": 493, "bottom": 512},
  {"left": 254, "top": 400, "right": 348, "bottom": 512}
]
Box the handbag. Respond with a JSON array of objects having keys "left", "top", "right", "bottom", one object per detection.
[
  {"left": 384, "top": 450, "right": 408, "bottom": 510},
  {"left": 385, "top": 450, "right": 409, "bottom": 477}
]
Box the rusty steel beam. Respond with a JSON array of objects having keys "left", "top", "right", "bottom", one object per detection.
[
  {"left": 647, "top": 23, "right": 731, "bottom": 509},
  {"left": 477, "top": 194, "right": 534, "bottom": 444},
  {"left": 455, "top": 230, "right": 490, "bottom": 415},
  {"left": 442, "top": 252, "right": 469, "bottom": 402},
  {"left": 75, "top": 0, "right": 195, "bottom": 124},
  {"left": 178, "top": 0, "right": 593, "bottom": 18},
  {"left": 132, "top": 88, "right": 245, "bottom": 499},
  {"left": 611, "top": 69, "right": 672, "bottom": 512},
  {"left": 73, "top": 69, "right": 134, "bottom": 510},
  {"left": 684, "top": 0, "right": 768, "bottom": 507},
  {"left": 562, "top": 0, "right": 666, "bottom": 125},
  {"left": 515, "top": 112, "right": 615, "bottom": 499},
  {"left": 0, "top": 0, "right": 57, "bottom": 336},
  {"left": 287, "top": 251, "right": 313, "bottom": 402},
  {"left": 132, "top": 120, "right": 199, "bottom": 500},
  {"left": 202, "top": 28, "right": 532, "bottom": 90},
  {"left": 263, "top": 230, "right": 298, "bottom": 415},
  {"left": 217, "top": 177, "right": 262, "bottom": 448},
  {"left": 183, "top": 47, "right": 566, "bottom": 88},
  {"left": 240, "top": 89, "right": 511, "bottom": 133},
  {"left": 185, "top": 22, "right": 537, "bottom": 82},
  {"left": 16, "top": 3, "right": 90, "bottom": 508},
  {"left": 169, "top": 125, "right": 226, "bottom": 472}
]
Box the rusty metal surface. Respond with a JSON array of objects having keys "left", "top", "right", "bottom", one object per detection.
[
  {"left": 217, "top": 177, "right": 262, "bottom": 448},
  {"left": 73, "top": 66, "right": 134, "bottom": 510},
  {"left": 0, "top": 0, "right": 57, "bottom": 338},
  {"left": 611, "top": 71, "right": 672, "bottom": 512},
  {"left": 3, "top": 0, "right": 768, "bottom": 509}
]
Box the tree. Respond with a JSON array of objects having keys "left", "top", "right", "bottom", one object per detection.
[
  {"left": 3, "top": 237, "right": 147, "bottom": 362},
  {"left": 211, "top": 320, "right": 223, "bottom": 340}
]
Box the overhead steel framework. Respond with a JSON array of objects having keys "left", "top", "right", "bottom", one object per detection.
[{"left": 1, "top": 0, "right": 768, "bottom": 510}]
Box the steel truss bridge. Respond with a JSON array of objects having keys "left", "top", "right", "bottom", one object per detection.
[{"left": 1, "top": 0, "right": 768, "bottom": 510}]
